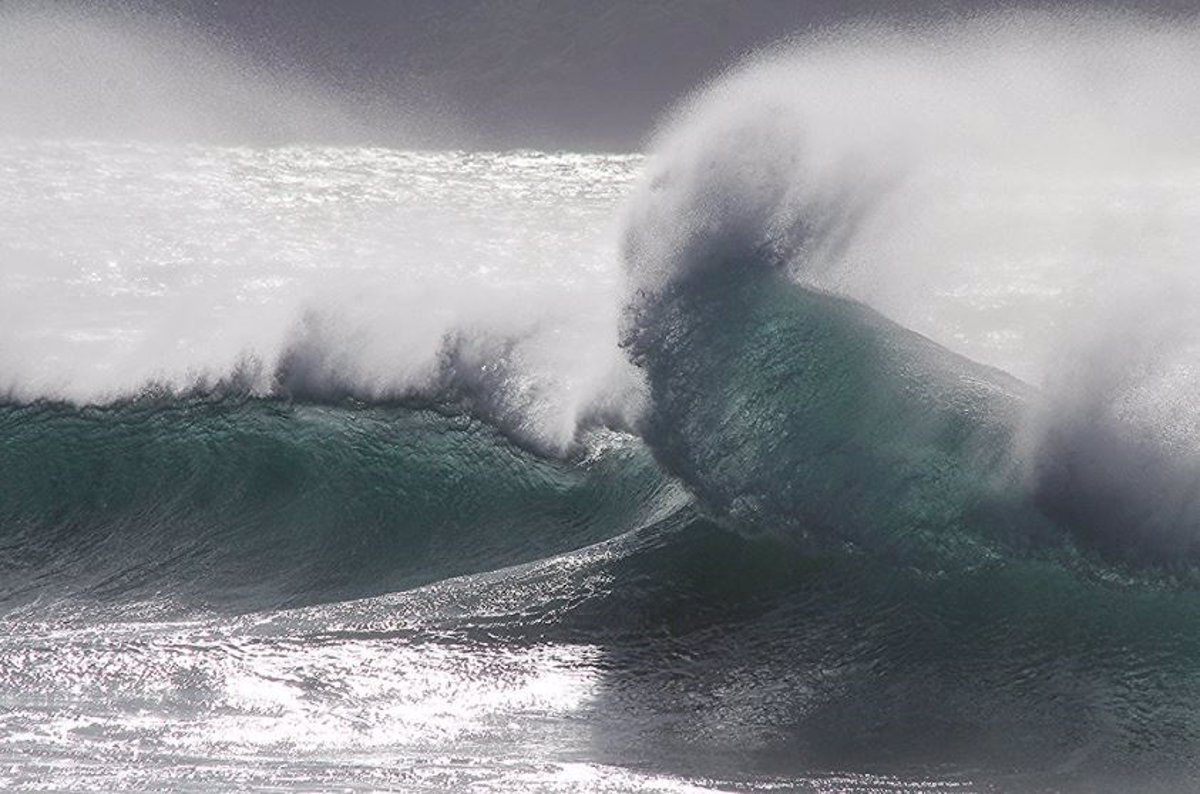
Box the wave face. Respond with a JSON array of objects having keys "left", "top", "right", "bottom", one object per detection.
[
  {"left": 624, "top": 258, "right": 1050, "bottom": 563},
  {"left": 0, "top": 397, "right": 675, "bottom": 612}
]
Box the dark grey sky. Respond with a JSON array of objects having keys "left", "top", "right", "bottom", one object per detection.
[
  {"left": 156, "top": 0, "right": 967, "bottom": 150},
  {"left": 11, "top": 1, "right": 1200, "bottom": 150},
  {"left": 147, "top": 0, "right": 1039, "bottom": 149}
]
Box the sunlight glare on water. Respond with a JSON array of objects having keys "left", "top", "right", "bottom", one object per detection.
[{"left": 0, "top": 140, "right": 642, "bottom": 450}]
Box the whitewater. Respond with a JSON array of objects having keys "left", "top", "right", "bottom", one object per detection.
[{"left": 5, "top": 10, "right": 1200, "bottom": 793}]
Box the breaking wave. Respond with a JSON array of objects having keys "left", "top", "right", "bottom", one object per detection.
[{"left": 621, "top": 12, "right": 1200, "bottom": 569}]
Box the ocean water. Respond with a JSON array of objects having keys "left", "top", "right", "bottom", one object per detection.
[{"left": 5, "top": 13, "right": 1200, "bottom": 794}]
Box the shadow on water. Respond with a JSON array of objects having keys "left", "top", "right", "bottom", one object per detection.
[{"left": 533, "top": 515, "right": 1200, "bottom": 793}]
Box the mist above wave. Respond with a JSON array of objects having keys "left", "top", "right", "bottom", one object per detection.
[{"left": 628, "top": 12, "right": 1200, "bottom": 363}]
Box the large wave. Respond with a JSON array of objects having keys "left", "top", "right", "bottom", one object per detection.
[{"left": 621, "top": 13, "right": 1200, "bottom": 568}]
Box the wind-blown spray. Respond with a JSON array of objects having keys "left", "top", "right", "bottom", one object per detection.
[{"left": 622, "top": 12, "right": 1200, "bottom": 563}]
